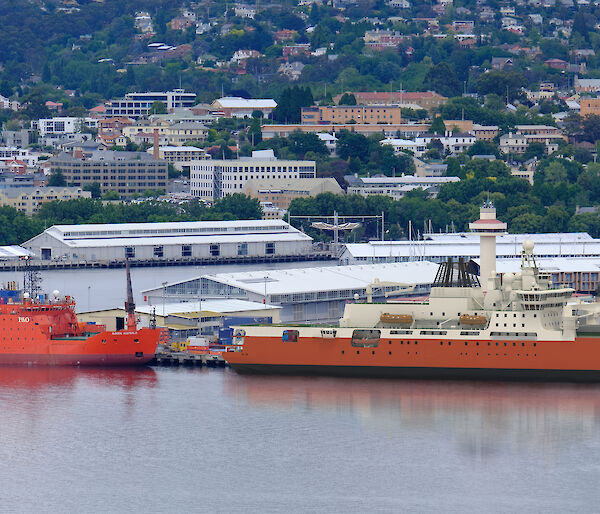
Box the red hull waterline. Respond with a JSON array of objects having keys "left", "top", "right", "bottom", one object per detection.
[{"left": 0, "top": 353, "right": 154, "bottom": 367}]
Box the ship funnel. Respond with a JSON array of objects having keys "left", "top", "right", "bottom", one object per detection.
[
  {"left": 468, "top": 204, "right": 507, "bottom": 292},
  {"left": 124, "top": 259, "right": 136, "bottom": 331}
]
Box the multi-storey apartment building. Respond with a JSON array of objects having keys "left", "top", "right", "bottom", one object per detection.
[
  {"left": 50, "top": 151, "right": 168, "bottom": 196},
  {"left": 189, "top": 150, "right": 316, "bottom": 201},
  {"left": 37, "top": 117, "right": 98, "bottom": 136},
  {"left": 301, "top": 105, "right": 402, "bottom": 124},
  {"left": 0, "top": 186, "right": 91, "bottom": 215},
  {"left": 104, "top": 89, "right": 197, "bottom": 119}
]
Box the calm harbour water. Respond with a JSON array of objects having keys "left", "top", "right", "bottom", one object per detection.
[
  {"left": 1, "top": 265, "right": 600, "bottom": 512},
  {"left": 1, "top": 366, "right": 600, "bottom": 513}
]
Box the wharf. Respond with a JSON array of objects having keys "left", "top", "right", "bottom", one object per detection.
[
  {"left": 0, "top": 252, "right": 335, "bottom": 272},
  {"left": 152, "top": 350, "right": 228, "bottom": 367}
]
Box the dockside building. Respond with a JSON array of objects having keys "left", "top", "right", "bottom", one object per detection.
[{"left": 23, "top": 219, "right": 313, "bottom": 261}]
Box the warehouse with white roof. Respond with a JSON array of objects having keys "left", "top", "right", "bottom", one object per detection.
[
  {"left": 340, "top": 232, "right": 600, "bottom": 265},
  {"left": 23, "top": 219, "right": 313, "bottom": 261},
  {"left": 142, "top": 261, "right": 440, "bottom": 323}
]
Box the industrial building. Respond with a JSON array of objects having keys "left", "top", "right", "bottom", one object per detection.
[
  {"left": 79, "top": 299, "right": 280, "bottom": 341},
  {"left": 340, "top": 232, "right": 600, "bottom": 264},
  {"left": 23, "top": 219, "right": 313, "bottom": 261},
  {"left": 141, "top": 262, "right": 439, "bottom": 323}
]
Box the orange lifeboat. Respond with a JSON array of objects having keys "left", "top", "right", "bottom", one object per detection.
[
  {"left": 460, "top": 314, "right": 488, "bottom": 326},
  {"left": 380, "top": 313, "right": 413, "bottom": 324}
]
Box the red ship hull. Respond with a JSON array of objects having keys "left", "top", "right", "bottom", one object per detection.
[
  {"left": 0, "top": 299, "right": 160, "bottom": 366},
  {"left": 225, "top": 333, "right": 600, "bottom": 382}
]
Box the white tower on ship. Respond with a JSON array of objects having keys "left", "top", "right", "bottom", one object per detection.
[{"left": 468, "top": 202, "right": 507, "bottom": 292}]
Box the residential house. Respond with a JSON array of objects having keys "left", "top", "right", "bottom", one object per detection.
[
  {"left": 545, "top": 58, "right": 568, "bottom": 70},
  {"left": 499, "top": 132, "right": 527, "bottom": 153},
  {"left": 282, "top": 44, "right": 311, "bottom": 58},
  {"left": 414, "top": 132, "right": 476, "bottom": 155},
  {"left": 0, "top": 95, "right": 20, "bottom": 111},
  {"left": 491, "top": 57, "right": 513, "bottom": 69},
  {"left": 278, "top": 62, "right": 305, "bottom": 81},
  {"left": 164, "top": 122, "right": 208, "bottom": 144}
]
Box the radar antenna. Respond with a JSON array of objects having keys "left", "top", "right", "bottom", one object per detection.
[{"left": 23, "top": 257, "right": 42, "bottom": 299}]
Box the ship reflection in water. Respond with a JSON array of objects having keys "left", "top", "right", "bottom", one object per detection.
[
  {"left": 224, "top": 374, "right": 600, "bottom": 456},
  {"left": 0, "top": 366, "right": 158, "bottom": 390}
]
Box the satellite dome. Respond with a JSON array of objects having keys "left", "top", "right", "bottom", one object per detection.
[{"left": 523, "top": 240, "right": 535, "bottom": 254}]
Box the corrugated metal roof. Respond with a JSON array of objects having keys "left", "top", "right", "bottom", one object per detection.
[
  {"left": 200, "top": 262, "right": 440, "bottom": 295},
  {"left": 136, "top": 299, "right": 280, "bottom": 316},
  {"left": 0, "top": 246, "right": 32, "bottom": 259},
  {"left": 61, "top": 231, "right": 312, "bottom": 248},
  {"left": 345, "top": 233, "right": 600, "bottom": 258},
  {"left": 48, "top": 219, "right": 293, "bottom": 235}
]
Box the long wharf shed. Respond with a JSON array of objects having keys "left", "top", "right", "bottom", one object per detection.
[
  {"left": 142, "top": 262, "right": 439, "bottom": 323},
  {"left": 23, "top": 220, "right": 313, "bottom": 261}
]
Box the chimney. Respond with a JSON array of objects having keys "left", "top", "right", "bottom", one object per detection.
[
  {"left": 153, "top": 129, "right": 160, "bottom": 160},
  {"left": 73, "top": 149, "right": 83, "bottom": 159}
]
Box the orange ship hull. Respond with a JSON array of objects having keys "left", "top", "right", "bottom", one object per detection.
[
  {"left": 0, "top": 327, "right": 159, "bottom": 366},
  {"left": 225, "top": 333, "right": 600, "bottom": 381}
]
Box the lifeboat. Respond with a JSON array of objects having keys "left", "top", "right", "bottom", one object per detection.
[
  {"left": 460, "top": 314, "right": 488, "bottom": 326},
  {"left": 380, "top": 313, "right": 413, "bottom": 324}
]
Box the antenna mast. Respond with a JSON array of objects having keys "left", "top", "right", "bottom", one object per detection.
[{"left": 124, "top": 259, "right": 136, "bottom": 330}]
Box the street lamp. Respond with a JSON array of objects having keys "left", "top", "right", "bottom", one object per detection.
[{"left": 162, "top": 281, "right": 167, "bottom": 324}]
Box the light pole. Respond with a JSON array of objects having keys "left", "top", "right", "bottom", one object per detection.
[
  {"left": 197, "top": 278, "right": 202, "bottom": 337},
  {"left": 264, "top": 276, "right": 268, "bottom": 308},
  {"left": 162, "top": 281, "right": 167, "bottom": 325}
]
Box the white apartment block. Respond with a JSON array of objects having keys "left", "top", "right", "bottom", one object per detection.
[
  {"left": 105, "top": 89, "right": 197, "bottom": 119},
  {"left": 190, "top": 150, "right": 316, "bottom": 201},
  {"left": 37, "top": 117, "right": 97, "bottom": 137},
  {"left": 0, "top": 147, "right": 39, "bottom": 167}
]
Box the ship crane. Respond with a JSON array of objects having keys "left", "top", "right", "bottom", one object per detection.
[
  {"left": 124, "top": 259, "right": 137, "bottom": 330},
  {"left": 364, "top": 278, "right": 415, "bottom": 303}
]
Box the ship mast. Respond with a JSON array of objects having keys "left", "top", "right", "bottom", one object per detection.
[{"left": 124, "top": 259, "right": 136, "bottom": 330}]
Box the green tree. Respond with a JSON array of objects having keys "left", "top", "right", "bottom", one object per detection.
[
  {"left": 430, "top": 116, "right": 446, "bottom": 135},
  {"left": 476, "top": 70, "right": 527, "bottom": 102},
  {"left": 287, "top": 132, "right": 329, "bottom": 158},
  {"left": 338, "top": 93, "right": 357, "bottom": 105},
  {"left": 423, "top": 62, "right": 462, "bottom": 98},
  {"left": 523, "top": 142, "right": 547, "bottom": 161},
  {"left": 48, "top": 169, "right": 66, "bottom": 186},
  {"left": 582, "top": 115, "right": 600, "bottom": 143},
  {"left": 337, "top": 131, "right": 370, "bottom": 161},
  {"left": 272, "top": 86, "right": 314, "bottom": 123},
  {"left": 102, "top": 191, "right": 120, "bottom": 200},
  {"left": 83, "top": 182, "right": 101, "bottom": 199},
  {"left": 212, "top": 194, "right": 262, "bottom": 219},
  {"left": 149, "top": 101, "right": 168, "bottom": 114},
  {"left": 544, "top": 161, "right": 568, "bottom": 184}
]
